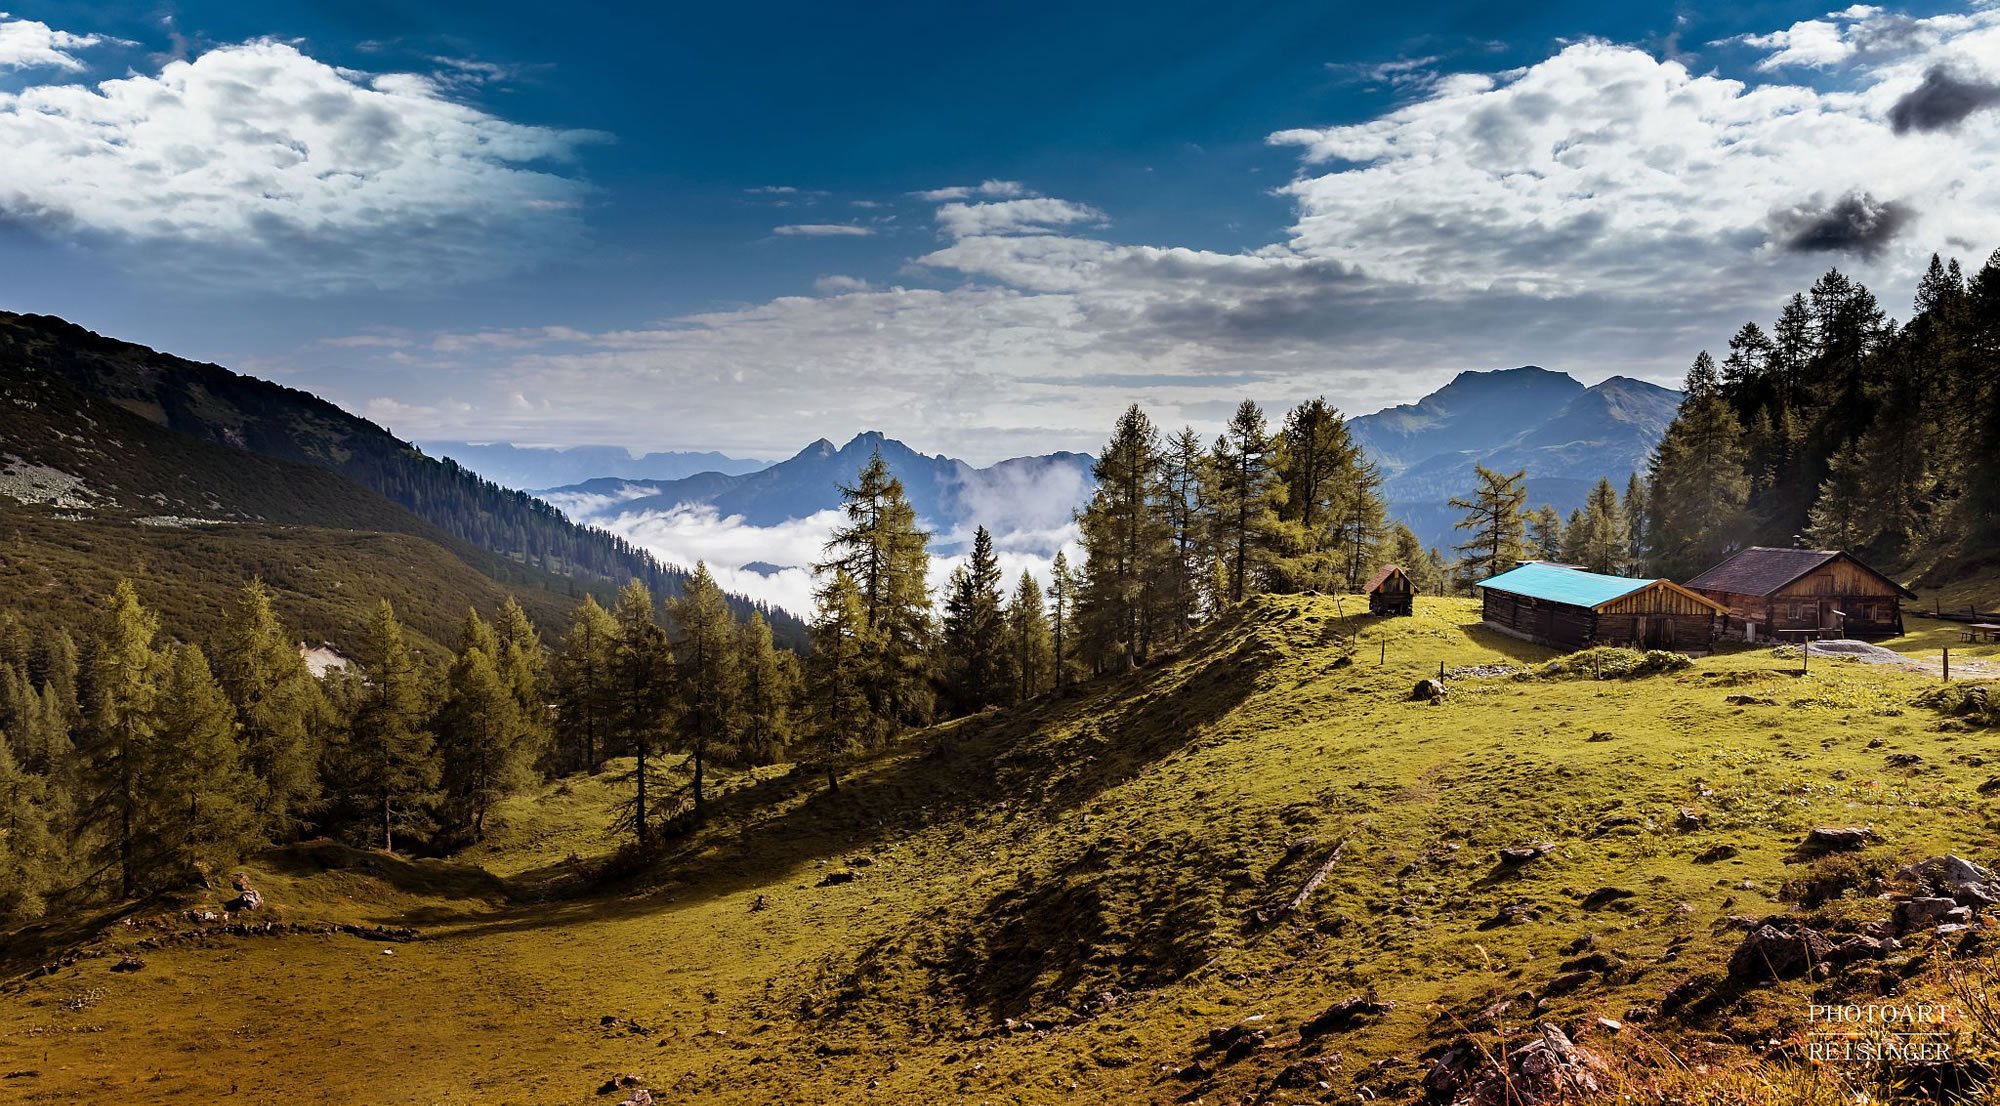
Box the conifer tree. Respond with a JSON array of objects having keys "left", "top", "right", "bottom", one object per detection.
[
  {"left": 85, "top": 580, "right": 161, "bottom": 899},
  {"left": 1210, "top": 399, "right": 1282, "bottom": 603},
  {"left": 493, "top": 596, "right": 551, "bottom": 773},
  {"left": 1077, "top": 405, "right": 1171, "bottom": 670},
  {"left": 804, "top": 570, "right": 876, "bottom": 793},
  {"left": 1646, "top": 353, "right": 1752, "bottom": 578},
  {"left": 0, "top": 728, "right": 56, "bottom": 920},
  {"left": 1623, "top": 474, "right": 1648, "bottom": 570},
  {"left": 1528, "top": 505, "right": 1563, "bottom": 561},
  {"left": 151, "top": 644, "right": 256, "bottom": 876},
  {"left": 1448, "top": 466, "right": 1529, "bottom": 585},
  {"left": 553, "top": 594, "right": 618, "bottom": 773},
  {"left": 437, "top": 611, "right": 531, "bottom": 840},
  {"left": 1158, "top": 427, "right": 1212, "bottom": 639},
  {"left": 1559, "top": 509, "right": 1590, "bottom": 566},
  {"left": 349, "top": 600, "right": 438, "bottom": 854},
  {"left": 609, "top": 581, "right": 675, "bottom": 844},
  {"left": 666, "top": 563, "right": 741, "bottom": 814},
  {"left": 816, "top": 453, "right": 934, "bottom": 727},
  {"left": 736, "top": 611, "right": 796, "bottom": 766},
  {"left": 1048, "top": 550, "right": 1079, "bottom": 689},
  {"left": 1383, "top": 523, "right": 1430, "bottom": 589},
  {"left": 219, "top": 580, "right": 320, "bottom": 840},
  {"left": 1581, "top": 477, "right": 1630, "bottom": 575},
  {"left": 939, "top": 527, "right": 1006, "bottom": 715},
  {"left": 1003, "top": 571, "right": 1053, "bottom": 703}
]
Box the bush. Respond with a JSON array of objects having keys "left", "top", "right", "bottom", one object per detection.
[
  {"left": 1915, "top": 684, "right": 1998, "bottom": 727},
  {"left": 1518, "top": 647, "right": 1694, "bottom": 681}
]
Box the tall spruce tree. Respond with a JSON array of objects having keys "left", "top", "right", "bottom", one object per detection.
[
  {"left": 939, "top": 527, "right": 1006, "bottom": 715},
  {"left": 1448, "top": 466, "right": 1529, "bottom": 585},
  {"left": 804, "top": 570, "right": 876, "bottom": 793},
  {"left": 437, "top": 611, "right": 531, "bottom": 840},
  {"left": 1581, "top": 477, "right": 1629, "bottom": 575},
  {"left": 1623, "top": 473, "right": 1648, "bottom": 570},
  {"left": 219, "top": 580, "right": 320, "bottom": 840},
  {"left": 667, "top": 563, "right": 741, "bottom": 814},
  {"left": 493, "top": 596, "right": 551, "bottom": 775},
  {"left": 736, "top": 611, "right": 796, "bottom": 766},
  {"left": 1158, "top": 427, "right": 1212, "bottom": 640},
  {"left": 1646, "top": 353, "right": 1752, "bottom": 578},
  {"left": 151, "top": 644, "right": 256, "bottom": 876},
  {"left": 349, "top": 600, "right": 438, "bottom": 854},
  {"left": 1003, "top": 571, "right": 1053, "bottom": 703},
  {"left": 0, "top": 728, "right": 57, "bottom": 920},
  {"left": 1528, "top": 505, "right": 1563, "bottom": 561},
  {"left": 1077, "top": 405, "right": 1171, "bottom": 671},
  {"left": 1048, "top": 550, "right": 1079, "bottom": 689},
  {"left": 816, "top": 453, "right": 934, "bottom": 728},
  {"left": 1210, "top": 399, "right": 1282, "bottom": 603}
]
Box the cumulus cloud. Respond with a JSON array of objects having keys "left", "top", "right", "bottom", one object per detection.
[
  {"left": 0, "top": 27, "right": 605, "bottom": 291},
  {"left": 1888, "top": 64, "right": 2000, "bottom": 132},
  {"left": 935, "top": 198, "right": 1105, "bottom": 238},
  {"left": 773, "top": 223, "right": 874, "bottom": 237},
  {"left": 0, "top": 13, "right": 103, "bottom": 70}
]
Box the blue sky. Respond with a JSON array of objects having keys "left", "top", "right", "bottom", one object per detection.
[{"left": 2, "top": 1, "right": 1996, "bottom": 462}]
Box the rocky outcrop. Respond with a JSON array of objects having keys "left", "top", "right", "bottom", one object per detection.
[
  {"left": 1727, "top": 923, "right": 1832, "bottom": 982},
  {"left": 1423, "top": 1023, "right": 1607, "bottom": 1106}
]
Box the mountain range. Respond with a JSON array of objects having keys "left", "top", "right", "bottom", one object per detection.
[{"left": 419, "top": 441, "right": 769, "bottom": 491}]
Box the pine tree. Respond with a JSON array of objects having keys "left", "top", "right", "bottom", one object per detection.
[
  {"left": 1447, "top": 466, "right": 1529, "bottom": 585},
  {"left": 1048, "top": 550, "right": 1079, "bottom": 689},
  {"left": 493, "top": 596, "right": 551, "bottom": 775},
  {"left": 1581, "top": 477, "right": 1629, "bottom": 575},
  {"left": 151, "top": 644, "right": 256, "bottom": 876},
  {"left": 609, "top": 581, "right": 675, "bottom": 845},
  {"left": 666, "top": 563, "right": 741, "bottom": 814},
  {"left": 1077, "top": 405, "right": 1171, "bottom": 671},
  {"left": 1157, "top": 427, "right": 1212, "bottom": 639},
  {"left": 1622, "top": 473, "right": 1648, "bottom": 570},
  {"left": 1003, "top": 571, "right": 1053, "bottom": 703},
  {"left": 1559, "top": 509, "right": 1590, "bottom": 566},
  {"left": 349, "top": 600, "right": 438, "bottom": 854},
  {"left": 1383, "top": 523, "right": 1432, "bottom": 594},
  {"left": 553, "top": 594, "right": 618, "bottom": 774},
  {"left": 816, "top": 452, "right": 934, "bottom": 728},
  {"left": 219, "top": 580, "right": 320, "bottom": 840},
  {"left": 736, "top": 611, "right": 796, "bottom": 766},
  {"left": 84, "top": 580, "right": 161, "bottom": 899},
  {"left": 939, "top": 527, "right": 1006, "bottom": 715},
  {"left": 1211, "top": 399, "right": 1282, "bottom": 603},
  {"left": 804, "top": 570, "right": 876, "bottom": 793}
]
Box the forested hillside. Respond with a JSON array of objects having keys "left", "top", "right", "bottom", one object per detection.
[{"left": 0, "top": 312, "right": 803, "bottom": 643}]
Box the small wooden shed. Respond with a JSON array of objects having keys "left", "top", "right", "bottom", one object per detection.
[
  {"left": 1685, "top": 547, "right": 1915, "bottom": 641},
  {"left": 1476, "top": 562, "right": 1724, "bottom": 651},
  {"left": 1364, "top": 564, "right": 1415, "bottom": 616}
]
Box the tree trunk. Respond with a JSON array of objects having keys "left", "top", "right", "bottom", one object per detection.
[
  {"left": 692, "top": 744, "right": 705, "bottom": 812},
  {"left": 635, "top": 740, "right": 650, "bottom": 845}
]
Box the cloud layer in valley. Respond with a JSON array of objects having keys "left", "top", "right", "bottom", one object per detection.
[{"left": 0, "top": 20, "right": 603, "bottom": 291}]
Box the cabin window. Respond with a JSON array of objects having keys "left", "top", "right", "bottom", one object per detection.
[{"left": 1786, "top": 601, "right": 1803, "bottom": 620}]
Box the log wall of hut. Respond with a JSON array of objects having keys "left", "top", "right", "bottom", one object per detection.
[
  {"left": 1480, "top": 590, "right": 1596, "bottom": 650},
  {"left": 1693, "top": 560, "right": 1905, "bottom": 640},
  {"left": 1481, "top": 582, "right": 1719, "bottom": 651},
  {"left": 1368, "top": 568, "right": 1415, "bottom": 615}
]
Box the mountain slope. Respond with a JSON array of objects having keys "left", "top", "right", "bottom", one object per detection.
[
  {"left": 0, "top": 311, "right": 805, "bottom": 644},
  {"left": 419, "top": 440, "right": 768, "bottom": 492},
  {"left": 5, "top": 593, "right": 1989, "bottom": 1103}
]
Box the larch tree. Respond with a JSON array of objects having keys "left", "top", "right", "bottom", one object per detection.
[
  {"left": 493, "top": 596, "right": 551, "bottom": 773},
  {"left": 1447, "top": 465, "right": 1529, "bottom": 586},
  {"left": 804, "top": 570, "right": 876, "bottom": 793},
  {"left": 1210, "top": 399, "right": 1283, "bottom": 604},
  {"left": 609, "top": 581, "right": 676, "bottom": 845},
  {"left": 666, "top": 563, "right": 741, "bottom": 815},
  {"left": 438, "top": 611, "right": 531, "bottom": 840},
  {"left": 350, "top": 600, "right": 438, "bottom": 855},
  {"left": 1581, "top": 477, "right": 1630, "bottom": 575},
  {"left": 1528, "top": 505, "right": 1563, "bottom": 561},
  {"left": 1622, "top": 473, "right": 1648, "bottom": 571},
  {"left": 0, "top": 728, "right": 57, "bottom": 920},
  {"left": 735, "top": 610, "right": 796, "bottom": 766},
  {"left": 1076, "top": 405, "right": 1171, "bottom": 671},
  {"left": 939, "top": 527, "right": 1006, "bottom": 715},
  {"left": 84, "top": 580, "right": 161, "bottom": 899},
  {"left": 151, "top": 643, "right": 256, "bottom": 876},
  {"left": 553, "top": 594, "right": 618, "bottom": 773},
  {"left": 1003, "top": 571, "right": 1053, "bottom": 703},
  {"left": 1047, "top": 550, "right": 1078, "bottom": 689},
  {"left": 219, "top": 580, "right": 321, "bottom": 840},
  {"left": 1157, "top": 427, "right": 1212, "bottom": 642}
]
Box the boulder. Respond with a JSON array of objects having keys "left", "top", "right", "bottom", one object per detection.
[
  {"left": 1675, "top": 808, "right": 1706, "bottom": 831},
  {"left": 1727, "top": 923, "right": 1832, "bottom": 982},
  {"left": 1900, "top": 855, "right": 2000, "bottom": 907},
  {"left": 1425, "top": 1023, "right": 1607, "bottom": 1106},
  {"left": 1803, "top": 825, "right": 1877, "bottom": 853},
  {"left": 1413, "top": 678, "right": 1448, "bottom": 703},
  {"left": 1828, "top": 935, "right": 1897, "bottom": 964},
  {"left": 1895, "top": 897, "right": 1963, "bottom": 934},
  {"left": 1498, "top": 843, "right": 1555, "bottom": 866},
  {"left": 1269, "top": 1054, "right": 1341, "bottom": 1090}
]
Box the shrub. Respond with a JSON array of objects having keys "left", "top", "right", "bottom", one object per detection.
[
  {"left": 1518, "top": 647, "right": 1694, "bottom": 681},
  {"left": 1915, "top": 684, "right": 1998, "bottom": 727}
]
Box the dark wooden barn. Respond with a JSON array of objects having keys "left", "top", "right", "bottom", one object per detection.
[
  {"left": 1364, "top": 564, "right": 1415, "bottom": 615},
  {"left": 1684, "top": 547, "right": 1915, "bottom": 641},
  {"left": 1476, "top": 562, "right": 1724, "bottom": 651}
]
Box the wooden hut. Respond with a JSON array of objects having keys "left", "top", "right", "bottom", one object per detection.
[
  {"left": 1476, "top": 562, "right": 1724, "bottom": 651},
  {"left": 1364, "top": 564, "right": 1415, "bottom": 615},
  {"left": 1684, "top": 547, "right": 1915, "bottom": 641}
]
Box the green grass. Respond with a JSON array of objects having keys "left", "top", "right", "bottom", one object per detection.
[{"left": 4, "top": 595, "right": 1996, "bottom": 1104}]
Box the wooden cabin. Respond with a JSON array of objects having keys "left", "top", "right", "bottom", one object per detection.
[
  {"left": 1476, "top": 562, "right": 1724, "bottom": 651},
  {"left": 1684, "top": 547, "right": 1915, "bottom": 641},
  {"left": 1364, "top": 564, "right": 1415, "bottom": 616}
]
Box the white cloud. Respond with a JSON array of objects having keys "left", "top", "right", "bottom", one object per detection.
[
  {"left": 0, "top": 28, "right": 605, "bottom": 291},
  {"left": 773, "top": 223, "right": 874, "bottom": 237},
  {"left": 911, "top": 179, "right": 1028, "bottom": 202},
  {"left": 303, "top": 4, "right": 2000, "bottom": 463},
  {"left": 935, "top": 198, "right": 1105, "bottom": 238},
  {"left": 0, "top": 13, "right": 103, "bottom": 71},
  {"left": 813, "top": 274, "right": 873, "bottom": 294}
]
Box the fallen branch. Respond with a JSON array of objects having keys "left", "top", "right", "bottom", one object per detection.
[{"left": 1280, "top": 837, "right": 1350, "bottom": 918}]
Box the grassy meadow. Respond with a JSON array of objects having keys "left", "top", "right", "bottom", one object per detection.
[{"left": 4, "top": 594, "right": 1997, "bottom": 1104}]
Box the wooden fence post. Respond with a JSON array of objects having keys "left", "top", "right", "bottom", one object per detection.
[{"left": 1944, "top": 647, "right": 1950, "bottom": 682}]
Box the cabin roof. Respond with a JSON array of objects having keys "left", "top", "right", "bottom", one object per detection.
[
  {"left": 1684, "top": 546, "right": 1917, "bottom": 599},
  {"left": 1362, "top": 564, "right": 1406, "bottom": 593},
  {"left": 1476, "top": 562, "right": 1655, "bottom": 608}
]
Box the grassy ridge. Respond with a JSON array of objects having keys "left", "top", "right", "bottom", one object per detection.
[{"left": 3, "top": 595, "right": 1994, "bottom": 1103}]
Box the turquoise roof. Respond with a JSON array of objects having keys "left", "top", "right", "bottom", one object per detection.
[{"left": 1475, "top": 562, "right": 1654, "bottom": 608}]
